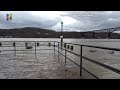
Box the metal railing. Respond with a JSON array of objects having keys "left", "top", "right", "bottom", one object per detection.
[
  {"left": 0, "top": 41, "right": 56, "bottom": 59},
  {"left": 54, "top": 41, "right": 120, "bottom": 79},
  {"left": 0, "top": 41, "right": 120, "bottom": 79}
]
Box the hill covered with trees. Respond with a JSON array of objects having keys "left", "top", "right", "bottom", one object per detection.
[{"left": 0, "top": 27, "right": 120, "bottom": 39}]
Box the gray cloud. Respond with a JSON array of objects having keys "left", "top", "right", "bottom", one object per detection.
[
  {"left": 0, "top": 11, "right": 120, "bottom": 32},
  {"left": 62, "top": 11, "right": 120, "bottom": 31},
  {"left": 0, "top": 11, "right": 62, "bottom": 29}
]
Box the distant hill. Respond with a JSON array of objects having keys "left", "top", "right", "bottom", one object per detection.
[
  {"left": 0, "top": 27, "right": 56, "bottom": 38},
  {"left": 0, "top": 27, "right": 120, "bottom": 39}
]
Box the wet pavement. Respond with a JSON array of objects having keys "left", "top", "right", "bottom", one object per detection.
[{"left": 0, "top": 50, "right": 81, "bottom": 79}]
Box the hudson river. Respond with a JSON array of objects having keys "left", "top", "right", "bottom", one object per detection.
[{"left": 0, "top": 38, "right": 120, "bottom": 79}]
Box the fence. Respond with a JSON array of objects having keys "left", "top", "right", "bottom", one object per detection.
[
  {"left": 0, "top": 41, "right": 55, "bottom": 59},
  {"left": 54, "top": 41, "right": 120, "bottom": 79}
]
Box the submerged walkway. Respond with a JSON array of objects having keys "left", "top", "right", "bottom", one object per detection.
[
  {"left": 0, "top": 41, "right": 120, "bottom": 79},
  {"left": 0, "top": 50, "right": 81, "bottom": 79}
]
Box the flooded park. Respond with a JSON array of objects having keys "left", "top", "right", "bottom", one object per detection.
[{"left": 0, "top": 38, "right": 120, "bottom": 79}]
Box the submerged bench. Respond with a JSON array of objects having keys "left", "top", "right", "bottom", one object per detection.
[{"left": 26, "top": 46, "right": 33, "bottom": 49}]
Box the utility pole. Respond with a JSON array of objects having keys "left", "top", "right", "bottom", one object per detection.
[
  {"left": 60, "top": 22, "right": 63, "bottom": 47},
  {"left": 108, "top": 32, "right": 111, "bottom": 39}
]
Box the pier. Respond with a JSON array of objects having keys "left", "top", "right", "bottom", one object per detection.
[{"left": 0, "top": 41, "right": 120, "bottom": 79}]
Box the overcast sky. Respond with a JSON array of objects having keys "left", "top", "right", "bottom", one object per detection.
[{"left": 0, "top": 11, "right": 120, "bottom": 32}]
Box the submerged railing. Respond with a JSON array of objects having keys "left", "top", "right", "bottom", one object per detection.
[
  {"left": 0, "top": 41, "right": 120, "bottom": 79},
  {"left": 55, "top": 41, "right": 120, "bottom": 79},
  {"left": 0, "top": 41, "right": 56, "bottom": 59}
]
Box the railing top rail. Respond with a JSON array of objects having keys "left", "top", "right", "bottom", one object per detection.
[
  {"left": 58, "top": 45, "right": 120, "bottom": 75},
  {"left": 82, "top": 55, "right": 120, "bottom": 75},
  {"left": 0, "top": 40, "right": 120, "bottom": 51},
  {"left": 57, "top": 41, "right": 82, "bottom": 46},
  {"left": 82, "top": 45, "right": 120, "bottom": 51},
  {"left": 57, "top": 42, "right": 120, "bottom": 78},
  {"left": 0, "top": 41, "right": 56, "bottom": 42},
  {"left": 57, "top": 41, "right": 120, "bottom": 51}
]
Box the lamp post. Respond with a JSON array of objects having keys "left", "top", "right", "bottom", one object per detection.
[{"left": 60, "top": 22, "right": 63, "bottom": 47}]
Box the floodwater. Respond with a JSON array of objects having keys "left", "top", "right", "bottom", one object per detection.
[{"left": 0, "top": 38, "right": 120, "bottom": 79}]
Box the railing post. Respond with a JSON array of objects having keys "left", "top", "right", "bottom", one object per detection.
[
  {"left": 60, "top": 42, "right": 63, "bottom": 51},
  {"left": 13, "top": 42, "right": 16, "bottom": 56},
  {"left": 58, "top": 42, "right": 59, "bottom": 61},
  {"left": 80, "top": 45, "right": 83, "bottom": 76},
  {"left": 65, "top": 43, "right": 67, "bottom": 65},
  {"left": 54, "top": 42, "right": 55, "bottom": 55},
  {"left": 35, "top": 42, "right": 37, "bottom": 59},
  {"left": 25, "top": 42, "right": 28, "bottom": 47}
]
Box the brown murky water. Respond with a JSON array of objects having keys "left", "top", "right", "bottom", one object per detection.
[{"left": 0, "top": 38, "right": 120, "bottom": 79}]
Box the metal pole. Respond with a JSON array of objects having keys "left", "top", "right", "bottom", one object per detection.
[
  {"left": 108, "top": 32, "right": 111, "bottom": 39},
  {"left": 54, "top": 42, "right": 55, "bottom": 53},
  {"left": 61, "top": 26, "right": 62, "bottom": 36},
  {"left": 13, "top": 42, "right": 16, "bottom": 56},
  {"left": 35, "top": 42, "right": 37, "bottom": 59},
  {"left": 25, "top": 42, "right": 27, "bottom": 47},
  {"left": 65, "top": 43, "right": 67, "bottom": 65},
  {"left": 61, "top": 22, "right": 63, "bottom": 48},
  {"left": 80, "top": 45, "right": 83, "bottom": 76},
  {"left": 58, "top": 42, "right": 59, "bottom": 61},
  {"left": 13, "top": 42, "right": 16, "bottom": 60},
  {"left": 54, "top": 42, "right": 55, "bottom": 56}
]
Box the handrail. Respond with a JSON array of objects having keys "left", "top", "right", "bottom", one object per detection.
[
  {"left": 0, "top": 41, "right": 55, "bottom": 60},
  {"left": 0, "top": 41, "right": 56, "bottom": 42},
  {"left": 57, "top": 45, "right": 120, "bottom": 75},
  {"left": 57, "top": 41, "right": 120, "bottom": 51},
  {"left": 56, "top": 41, "right": 120, "bottom": 79},
  {"left": 55, "top": 49, "right": 99, "bottom": 79},
  {"left": 82, "top": 45, "right": 120, "bottom": 51}
]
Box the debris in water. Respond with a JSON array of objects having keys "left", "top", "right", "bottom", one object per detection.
[
  {"left": 89, "top": 50, "right": 97, "bottom": 53},
  {"left": 109, "top": 51, "right": 114, "bottom": 54},
  {"left": 109, "top": 51, "right": 120, "bottom": 55},
  {"left": 26, "top": 46, "right": 33, "bottom": 49}
]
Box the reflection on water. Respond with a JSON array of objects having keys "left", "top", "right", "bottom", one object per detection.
[{"left": 0, "top": 38, "right": 120, "bottom": 79}]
